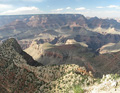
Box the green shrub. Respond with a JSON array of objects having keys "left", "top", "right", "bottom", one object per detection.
[
  {"left": 111, "top": 74, "right": 120, "bottom": 80},
  {"left": 73, "top": 85, "right": 84, "bottom": 93}
]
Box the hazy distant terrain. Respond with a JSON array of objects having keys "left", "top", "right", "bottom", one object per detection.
[{"left": 1, "top": 14, "right": 120, "bottom": 51}]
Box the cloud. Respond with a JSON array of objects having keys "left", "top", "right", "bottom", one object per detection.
[
  {"left": 66, "top": 7, "right": 71, "bottom": 10},
  {"left": 107, "top": 5, "right": 120, "bottom": 9},
  {"left": 52, "top": 8, "right": 63, "bottom": 12},
  {"left": 56, "top": 8, "right": 63, "bottom": 11},
  {"left": 0, "top": 4, "right": 13, "bottom": 11},
  {"left": 73, "top": 10, "right": 120, "bottom": 18},
  {"left": 0, "top": 6, "right": 42, "bottom": 15},
  {"left": 96, "top": 6, "right": 104, "bottom": 9},
  {"left": 75, "top": 7, "right": 86, "bottom": 10}
]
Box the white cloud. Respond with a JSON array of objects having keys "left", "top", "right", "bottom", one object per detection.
[
  {"left": 0, "top": 6, "right": 42, "bottom": 15},
  {"left": 73, "top": 10, "right": 120, "bottom": 18},
  {"left": 107, "top": 5, "right": 120, "bottom": 9},
  {"left": 96, "top": 6, "right": 104, "bottom": 9},
  {"left": 52, "top": 8, "right": 63, "bottom": 12},
  {"left": 0, "top": 4, "right": 13, "bottom": 11},
  {"left": 75, "top": 7, "right": 86, "bottom": 10},
  {"left": 56, "top": 8, "right": 63, "bottom": 11},
  {"left": 66, "top": 7, "right": 71, "bottom": 10}
]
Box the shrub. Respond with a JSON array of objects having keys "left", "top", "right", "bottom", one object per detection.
[{"left": 73, "top": 85, "right": 84, "bottom": 93}]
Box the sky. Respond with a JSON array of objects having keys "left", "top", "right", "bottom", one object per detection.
[{"left": 0, "top": 0, "right": 120, "bottom": 18}]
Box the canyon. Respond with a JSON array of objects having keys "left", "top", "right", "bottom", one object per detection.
[{"left": 1, "top": 14, "right": 120, "bottom": 92}]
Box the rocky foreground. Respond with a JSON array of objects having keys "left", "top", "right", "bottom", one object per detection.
[{"left": 0, "top": 38, "right": 120, "bottom": 93}]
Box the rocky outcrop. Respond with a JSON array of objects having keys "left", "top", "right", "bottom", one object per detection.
[
  {"left": 1, "top": 38, "right": 120, "bottom": 93},
  {"left": 27, "top": 14, "right": 120, "bottom": 30},
  {"left": 32, "top": 43, "right": 94, "bottom": 68},
  {"left": 1, "top": 38, "right": 42, "bottom": 66},
  {"left": 24, "top": 37, "right": 120, "bottom": 78},
  {"left": 0, "top": 38, "right": 95, "bottom": 93},
  {"left": 27, "top": 14, "right": 87, "bottom": 29},
  {"left": 65, "top": 39, "right": 77, "bottom": 44},
  {"left": 0, "top": 20, "right": 30, "bottom": 38},
  {"left": 84, "top": 74, "right": 120, "bottom": 93},
  {"left": 1, "top": 14, "right": 120, "bottom": 30},
  {"left": 0, "top": 38, "right": 43, "bottom": 92},
  {"left": 24, "top": 41, "right": 55, "bottom": 61},
  {"left": 74, "top": 34, "right": 120, "bottom": 50},
  {"left": 65, "top": 39, "right": 88, "bottom": 47},
  {"left": 18, "top": 40, "right": 32, "bottom": 49},
  {"left": 88, "top": 17, "right": 120, "bottom": 29},
  {"left": 99, "top": 42, "right": 120, "bottom": 54}
]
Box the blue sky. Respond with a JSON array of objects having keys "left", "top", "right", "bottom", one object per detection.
[{"left": 0, "top": 0, "right": 120, "bottom": 18}]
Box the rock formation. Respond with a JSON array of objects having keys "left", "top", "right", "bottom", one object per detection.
[{"left": 0, "top": 38, "right": 96, "bottom": 93}]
